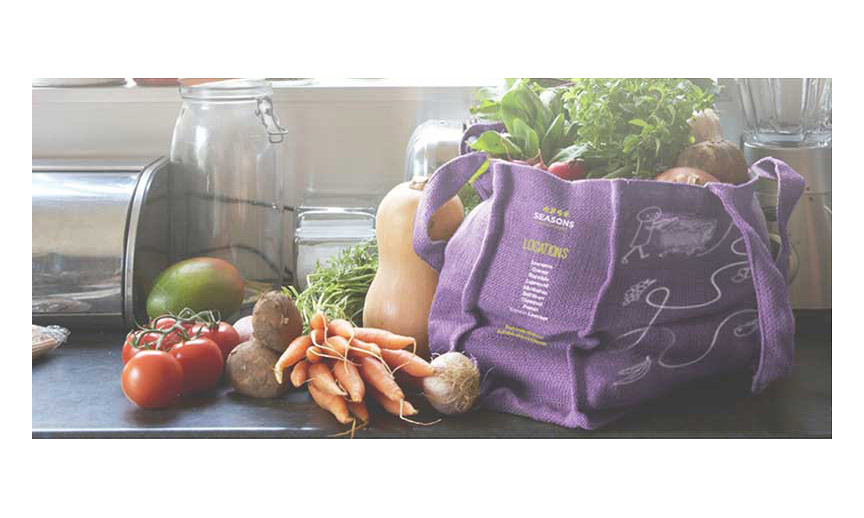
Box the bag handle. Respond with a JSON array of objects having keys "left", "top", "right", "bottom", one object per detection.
[
  {"left": 413, "top": 152, "right": 489, "bottom": 272},
  {"left": 754, "top": 158, "right": 806, "bottom": 277},
  {"left": 708, "top": 158, "right": 805, "bottom": 392}
]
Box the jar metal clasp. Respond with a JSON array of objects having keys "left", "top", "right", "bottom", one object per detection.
[{"left": 255, "top": 96, "right": 289, "bottom": 144}]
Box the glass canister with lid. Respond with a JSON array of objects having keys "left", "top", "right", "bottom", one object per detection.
[{"left": 169, "top": 79, "right": 290, "bottom": 310}]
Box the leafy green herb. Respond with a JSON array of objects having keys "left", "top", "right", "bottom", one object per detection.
[
  {"left": 562, "top": 78, "right": 715, "bottom": 177},
  {"left": 469, "top": 78, "right": 717, "bottom": 179},
  {"left": 285, "top": 240, "right": 378, "bottom": 332},
  {"left": 469, "top": 79, "right": 579, "bottom": 164}
]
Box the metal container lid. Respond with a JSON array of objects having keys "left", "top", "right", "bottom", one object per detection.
[{"left": 404, "top": 120, "right": 465, "bottom": 181}]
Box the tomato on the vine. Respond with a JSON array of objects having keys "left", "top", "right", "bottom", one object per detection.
[
  {"left": 191, "top": 322, "right": 241, "bottom": 360},
  {"left": 170, "top": 337, "right": 224, "bottom": 394},
  {"left": 150, "top": 315, "right": 196, "bottom": 332},
  {"left": 121, "top": 350, "right": 184, "bottom": 409},
  {"left": 122, "top": 331, "right": 141, "bottom": 364},
  {"left": 122, "top": 328, "right": 184, "bottom": 364}
]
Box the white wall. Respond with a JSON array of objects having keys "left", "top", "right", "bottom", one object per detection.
[{"left": 32, "top": 81, "right": 482, "bottom": 209}]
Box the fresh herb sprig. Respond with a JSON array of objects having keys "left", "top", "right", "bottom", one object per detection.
[
  {"left": 563, "top": 79, "right": 716, "bottom": 178},
  {"left": 285, "top": 240, "right": 378, "bottom": 332},
  {"left": 469, "top": 78, "right": 717, "bottom": 179}
]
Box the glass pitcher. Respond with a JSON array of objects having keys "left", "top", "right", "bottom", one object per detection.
[
  {"left": 736, "top": 78, "right": 832, "bottom": 147},
  {"left": 169, "top": 79, "right": 289, "bottom": 309}
]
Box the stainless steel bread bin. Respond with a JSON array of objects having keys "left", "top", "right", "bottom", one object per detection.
[{"left": 32, "top": 157, "right": 171, "bottom": 328}]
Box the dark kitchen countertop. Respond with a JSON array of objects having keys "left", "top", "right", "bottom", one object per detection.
[{"left": 32, "top": 311, "right": 831, "bottom": 438}]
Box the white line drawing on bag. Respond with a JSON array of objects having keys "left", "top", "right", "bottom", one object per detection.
[
  {"left": 655, "top": 216, "right": 718, "bottom": 258},
  {"left": 622, "top": 207, "right": 720, "bottom": 264},
  {"left": 622, "top": 278, "right": 657, "bottom": 306},
  {"left": 613, "top": 256, "right": 749, "bottom": 351},
  {"left": 658, "top": 309, "right": 758, "bottom": 368},
  {"left": 612, "top": 356, "right": 653, "bottom": 386},
  {"left": 730, "top": 236, "right": 748, "bottom": 256},
  {"left": 612, "top": 309, "right": 759, "bottom": 385},
  {"left": 696, "top": 222, "right": 734, "bottom": 257},
  {"left": 733, "top": 318, "right": 759, "bottom": 337},
  {"left": 611, "top": 325, "right": 676, "bottom": 353},
  {"left": 615, "top": 236, "right": 748, "bottom": 346},
  {"left": 611, "top": 236, "right": 759, "bottom": 387},
  {"left": 731, "top": 267, "right": 752, "bottom": 284},
  {"left": 621, "top": 207, "right": 668, "bottom": 264}
]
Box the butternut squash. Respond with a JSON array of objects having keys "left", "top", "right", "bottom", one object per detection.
[{"left": 362, "top": 177, "right": 464, "bottom": 359}]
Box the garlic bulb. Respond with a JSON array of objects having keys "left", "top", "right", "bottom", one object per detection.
[{"left": 421, "top": 352, "right": 481, "bottom": 415}]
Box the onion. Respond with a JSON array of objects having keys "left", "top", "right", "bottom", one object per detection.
[
  {"left": 232, "top": 315, "right": 254, "bottom": 343},
  {"left": 421, "top": 352, "right": 481, "bottom": 415}
]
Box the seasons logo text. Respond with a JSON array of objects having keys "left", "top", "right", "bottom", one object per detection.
[{"left": 533, "top": 205, "right": 574, "bottom": 230}]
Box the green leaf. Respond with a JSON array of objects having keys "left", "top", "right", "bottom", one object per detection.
[
  {"left": 540, "top": 89, "right": 564, "bottom": 116},
  {"left": 565, "top": 122, "right": 580, "bottom": 142},
  {"left": 511, "top": 118, "right": 540, "bottom": 159},
  {"left": 468, "top": 78, "right": 718, "bottom": 177},
  {"left": 468, "top": 159, "right": 491, "bottom": 184},
  {"left": 622, "top": 134, "right": 641, "bottom": 153},
  {"left": 549, "top": 143, "right": 588, "bottom": 164},
  {"left": 541, "top": 113, "right": 565, "bottom": 163},
  {"left": 520, "top": 87, "right": 551, "bottom": 136},
  {"left": 500, "top": 88, "right": 534, "bottom": 135},
  {"left": 469, "top": 130, "right": 524, "bottom": 158},
  {"left": 470, "top": 98, "right": 500, "bottom": 117},
  {"left": 560, "top": 78, "right": 716, "bottom": 175}
]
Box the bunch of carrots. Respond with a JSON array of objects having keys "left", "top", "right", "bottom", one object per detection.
[{"left": 273, "top": 311, "right": 435, "bottom": 429}]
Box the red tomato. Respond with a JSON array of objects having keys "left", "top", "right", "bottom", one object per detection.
[
  {"left": 170, "top": 337, "right": 224, "bottom": 394},
  {"left": 121, "top": 350, "right": 184, "bottom": 409},
  {"left": 122, "top": 329, "right": 184, "bottom": 364},
  {"left": 191, "top": 322, "right": 241, "bottom": 360},
  {"left": 122, "top": 331, "right": 141, "bottom": 364}
]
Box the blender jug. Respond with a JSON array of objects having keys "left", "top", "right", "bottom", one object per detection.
[
  {"left": 736, "top": 78, "right": 831, "bottom": 310},
  {"left": 737, "top": 78, "right": 831, "bottom": 147}
]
